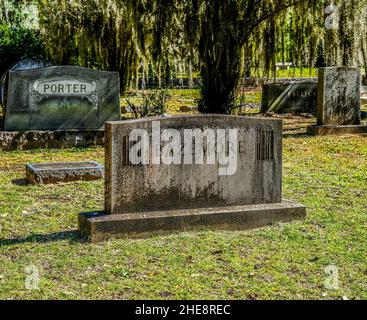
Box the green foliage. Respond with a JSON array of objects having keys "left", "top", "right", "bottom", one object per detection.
[
  {"left": 0, "top": 0, "right": 38, "bottom": 27},
  {"left": 0, "top": 24, "right": 44, "bottom": 74},
  {"left": 37, "top": 0, "right": 190, "bottom": 93},
  {"left": 5, "top": 0, "right": 367, "bottom": 110},
  {"left": 126, "top": 89, "right": 171, "bottom": 118}
]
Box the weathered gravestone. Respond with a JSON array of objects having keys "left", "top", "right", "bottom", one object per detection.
[
  {"left": 26, "top": 161, "right": 104, "bottom": 185},
  {"left": 308, "top": 67, "right": 367, "bottom": 135},
  {"left": 79, "top": 115, "right": 306, "bottom": 242},
  {"left": 317, "top": 67, "right": 360, "bottom": 125},
  {"left": 0, "top": 58, "right": 52, "bottom": 109},
  {"left": 261, "top": 81, "right": 317, "bottom": 114},
  {"left": 4, "top": 66, "right": 120, "bottom": 131}
]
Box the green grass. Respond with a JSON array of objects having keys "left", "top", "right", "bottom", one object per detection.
[
  {"left": 1, "top": 85, "right": 366, "bottom": 300},
  {"left": 276, "top": 67, "right": 318, "bottom": 78},
  {"left": 121, "top": 89, "right": 201, "bottom": 116},
  {"left": 0, "top": 128, "right": 367, "bottom": 299}
]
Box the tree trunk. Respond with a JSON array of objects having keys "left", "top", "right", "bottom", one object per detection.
[
  {"left": 188, "top": 60, "right": 194, "bottom": 89},
  {"left": 198, "top": 1, "right": 242, "bottom": 114}
]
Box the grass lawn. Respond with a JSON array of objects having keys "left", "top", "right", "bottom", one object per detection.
[
  {"left": 0, "top": 114, "right": 366, "bottom": 299},
  {"left": 276, "top": 67, "right": 318, "bottom": 78}
]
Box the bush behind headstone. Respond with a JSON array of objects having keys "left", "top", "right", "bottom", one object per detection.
[{"left": 0, "top": 24, "right": 45, "bottom": 76}]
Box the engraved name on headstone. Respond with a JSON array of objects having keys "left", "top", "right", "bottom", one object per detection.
[{"left": 4, "top": 66, "right": 120, "bottom": 131}]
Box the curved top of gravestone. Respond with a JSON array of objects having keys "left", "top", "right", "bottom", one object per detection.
[
  {"left": 9, "top": 65, "right": 119, "bottom": 77},
  {"left": 106, "top": 114, "right": 282, "bottom": 127},
  {"left": 263, "top": 80, "right": 317, "bottom": 87},
  {"left": 1, "top": 58, "right": 52, "bottom": 108},
  {"left": 264, "top": 78, "right": 317, "bottom": 84},
  {"left": 10, "top": 58, "right": 52, "bottom": 71}
]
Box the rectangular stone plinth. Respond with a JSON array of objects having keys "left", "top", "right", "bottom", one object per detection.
[
  {"left": 307, "top": 124, "right": 367, "bottom": 136},
  {"left": 78, "top": 200, "right": 306, "bottom": 242},
  {"left": 0, "top": 129, "right": 104, "bottom": 151},
  {"left": 26, "top": 161, "right": 104, "bottom": 185}
]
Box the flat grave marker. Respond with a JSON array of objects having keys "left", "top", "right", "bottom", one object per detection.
[{"left": 26, "top": 161, "right": 104, "bottom": 185}]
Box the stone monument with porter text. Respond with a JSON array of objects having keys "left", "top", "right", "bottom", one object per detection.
[{"left": 4, "top": 66, "right": 120, "bottom": 131}]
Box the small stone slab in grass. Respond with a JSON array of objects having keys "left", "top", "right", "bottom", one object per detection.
[{"left": 26, "top": 161, "right": 104, "bottom": 185}]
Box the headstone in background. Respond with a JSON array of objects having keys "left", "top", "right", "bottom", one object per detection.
[
  {"left": 261, "top": 82, "right": 317, "bottom": 114},
  {"left": 307, "top": 66, "right": 367, "bottom": 135},
  {"left": 275, "top": 62, "right": 293, "bottom": 71},
  {"left": 0, "top": 58, "right": 52, "bottom": 125},
  {"left": 4, "top": 66, "right": 120, "bottom": 131},
  {"left": 26, "top": 161, "right": 104, "bottom": 185},
  {"left": 317, "top": 67, "right": 361, "bottom": 125},
  {"left": 79, "top": 115, "right": 306, "bottom": 242}
]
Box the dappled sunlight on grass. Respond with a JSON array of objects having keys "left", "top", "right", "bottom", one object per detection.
[{"left": 0, "top": 132, "right": 366, "bottom": 299}]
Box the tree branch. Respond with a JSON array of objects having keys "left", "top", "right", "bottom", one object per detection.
[{"left": 242, "top": 0, "right": 302, "bottom": 46}]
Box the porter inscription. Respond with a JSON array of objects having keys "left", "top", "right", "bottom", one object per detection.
[
  {"left": 29, "top": 79, "right": 98, "bottom": 112},
  {"left": 32, "top": 80, "right": 96, "bottom": 95}
]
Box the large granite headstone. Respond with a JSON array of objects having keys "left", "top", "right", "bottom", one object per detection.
[
  {"left": 261, "top": 82, "right": 317, "bottom": 114},
  {"left": 317, "top": 67, "right": 361, "bottom": 125},
  {"left": 79, "top": 115, "right": 306, "bottom": 242},
  {"left": 105, "top": 116, "right": 282, "bottom": 213},
  {"left": 4, "top": 66, "right": 120, "bottom": 131}
]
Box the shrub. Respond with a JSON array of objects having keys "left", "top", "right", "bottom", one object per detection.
[
  {"left": 126, "top": 89, "right": 171, "bottom": 118},
  {"left": 0, "top": 24, "right": 45, "bottom": 75}
]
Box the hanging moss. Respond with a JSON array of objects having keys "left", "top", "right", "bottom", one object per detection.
[{"left": 30, "top": 0, "right": 367, "bottom": 106}]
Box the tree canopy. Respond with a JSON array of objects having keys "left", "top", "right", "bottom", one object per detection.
[{"left": 1, "top": 0, "right": 367, "bottom": 112}]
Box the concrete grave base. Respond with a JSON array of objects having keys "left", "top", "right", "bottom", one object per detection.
[
  {"left": 0, "top": 129, "right": 104, "bottom": 151},
  {"left": 307, "top": 124, "right": 367, "bottom": 136},
  {"left": 78, "top": 200, "right": 306, "bottom": 242}
]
